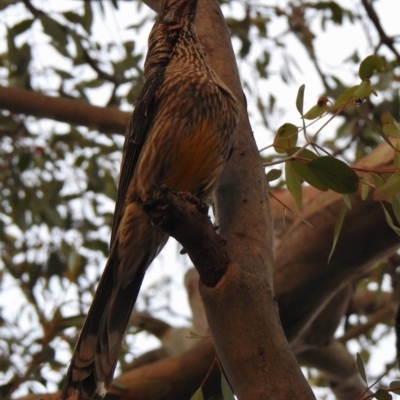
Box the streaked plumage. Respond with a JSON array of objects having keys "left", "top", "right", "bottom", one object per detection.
[{"left": 62, "top": 0, "right": 238, "bottom": 398}]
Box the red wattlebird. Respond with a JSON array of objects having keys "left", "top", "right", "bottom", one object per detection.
[{"left": 62, "top": 0, "right": 238, "bottom": 398}]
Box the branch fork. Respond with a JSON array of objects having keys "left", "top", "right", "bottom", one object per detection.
[{"left": 143, "top": 184, "right": 230, "bottom": 287}]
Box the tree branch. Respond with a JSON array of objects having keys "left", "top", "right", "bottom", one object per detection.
[
  {"left": 142, "top": 0, "right": 315, "bottom": 398},
  {"left": 361, "top": 0, "right": 400, "bottom": 64},
  {"left": 297, "top": 340, "right": 370, "bottom": 400},
  {"left": 0, "top": 86, "right": 130, "bottom": 135},
  {"left": 339, "top": 303, "right": 396, "bottom": 343},
  {"left": 143, "top": 186, "right": 229, "bottom": 287},
  {"left": 274, "top": 138, "right": 400, "bottom": 343}
]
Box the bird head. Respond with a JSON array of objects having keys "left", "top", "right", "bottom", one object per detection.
[
  {"left": 144, "top": 0, "right": 200, "bottom": 82},
  {"left": 159, "top": 0, "right": 199, "bottom": 31}
]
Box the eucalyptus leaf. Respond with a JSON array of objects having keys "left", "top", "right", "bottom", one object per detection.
[
  {"left": 221, "top": 373, "right": 235, "bottom": 400},
  {"left": 273, "top": 123, "right": 298, "bottom": 154},
  {"left": 373, "top": 389, "right": 392, "bottom": 400},
  {"left": 190, "top": 388, "right": 204, "bottom": 400},
  {"left": 285, "top": 161, "right": 302, "bottom": 207},
  {"left": 381, "top": 203, "right": 400, "bottom": 236},
  {"left": 389, "top": 380, "right": 400, "bottom": 395},
  {"left": 328, "top": 202, "right": 348, "bottom": 263},
  {"left": 359, "top": 55, "right": 385, "bottom": 80},
  {"left": 307, "top": 157, "right": 359, "bottom": 194},
  {"left": 373, "top": 170, "right": 400, "bottom": 201},
  {"left": 265, "top": 168, "right": 282, "bottom": 182},
  {"left": 356, "top": 353, "right": 367, "bottom": 384},
  {"left": 296, "top": 84, "right": 305, "bottom": 116}
]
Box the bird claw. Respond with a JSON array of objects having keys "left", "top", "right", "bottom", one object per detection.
[{"left": 173, "top": 191, "right": 209, "bottom": 215}]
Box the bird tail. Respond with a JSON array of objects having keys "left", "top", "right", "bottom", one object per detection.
[{"left": 62, "top": 205, "right": 168, "bottom": 400}]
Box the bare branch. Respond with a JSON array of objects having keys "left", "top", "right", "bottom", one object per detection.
[
  {"left": 361, "top": 0, "right": 400, "bottom": 64},
  {"left": 0, "top": 86, "right": 130, "bottom": 135}
]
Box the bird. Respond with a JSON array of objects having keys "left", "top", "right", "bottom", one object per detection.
[{"left": 62, "top": 0, "right": 238, "bottom": 398}]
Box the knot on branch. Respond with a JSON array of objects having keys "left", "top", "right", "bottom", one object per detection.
[{"left": 143, "top": 184, "right": 230, "bottom": 287}]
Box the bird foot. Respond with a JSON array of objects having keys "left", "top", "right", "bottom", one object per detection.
[{"left": 172, "top": 191, "right": 209, "bottom": 215}]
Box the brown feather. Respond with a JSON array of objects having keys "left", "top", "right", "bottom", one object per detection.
[{"left": 62, "top": 0, "right": 238, "bottom": 398}]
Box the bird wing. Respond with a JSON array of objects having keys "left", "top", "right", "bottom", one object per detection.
[
  {"left": 61, "top": 73, "right": 165, "bottom": 399},
  {"left": 109, "top": 73, "right": 162, "bottom": 246}
]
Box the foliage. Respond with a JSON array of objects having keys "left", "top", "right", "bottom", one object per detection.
[
  {"left": 268, "top": 54, "right": 400, "bottom": 236},
  {"left": 0, "top": 0, "right": 399, "bottom": 398}
]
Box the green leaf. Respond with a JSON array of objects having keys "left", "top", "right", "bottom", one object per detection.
[
  {"left": 63, "top": 11, "right": 82, "bottom": 25},
  {"left": 328, "top": 203, "right": 347, "bottom": 263},
  {"left": 54, "top": 68, "right": 74, "bottom": 80},
  {"left": 287, "top": 147, "right": 329, "bottom": 191},
  {"left": 307, "top": 157, "right": 359, "bottom": 194},
  {"left": 40, "top": 16, "right": 68, "bottom": 48},
  {"left": 359, "top": 55, "right": 385, "bottom": 80},
  {"left": 17, "top": 152, "right": 32, "bottom": 171},
  {"left": 303, "top": 96, "right": 329, "bottom": 120},
  {"left": 373, "top": 170, "right": 400, "bottom": 201},
  {"left": 11, "top": 18, "right": 34, "bottom": 35},
  {"left": 190, "top": 388, "right": 204, "bottom": 400},
  {"left": 54, "top": 314, "right": 85, "bottom": 331},
  {"left": 6, "top": 28, "right": 18, "bottom": 67},
  {"left": 69, "top": 29, "right": 85, "bottom": 65},
  {"left": 265, "top": 168, "right": 282, "bottom": 182},
  {"left": 392, "top": 194, "right": 400, "bottom": 226},
  {"left": 288, "top": 147, "right": 318, "bottom": 161},
  {"left": 312, "top": 2, "right": 344, "bottom": 24},
  {"left": 84, "top": 239, "right": 109, "bottom": 255},
  {"left": 371, "top": 173, "right": 385, "bottom": 189},
  {"left": 273, "top": 123, "right": 298, "bottom": 154},
  {"left": 332, "top": 82, "right": 376, "bottom": 112},
  {"left": 361, "top": 182, "right": 371, "bottom": 200},
  {"left": 124, "top": 40, "right": 135, "bottom": 55},
  {"left": 381, "top": 203, "right": 400, "bottom": 236},
  {"left": 296, "top": 84, "right": 305, "bottom": 116},
  {"left": 381, "top": 112, "right": 400, "bottom": 138},
  {"left": 389, "top": 380, "right": 400, "bottom": 395},
  {"left": 221, "top": 373, "right": 235, "bottom": 400},
  {"left": 395, "top": 144, "right": 400, "bottom": 168},
  {"left": 332, "top": 85, "right": 359, "bottom": 111},
  {"left": 291, "top": 160, "right": 329, "bottom": 191},
  {"left": 353, "top": 80, "right": 377, "bottom": 99},
  {"left": 46, "top": 251, "right": 66, "bottom": 277},
  {"left": 285, "top": 161, "right": 302, "bottom": 208},
  {"left": 0, "top": 382, "right": 15, "bottom": 399},
  {"left": 342, "top": 194, "right": 352, "bottom": 209},
  {"left": 374, "top": 389, "right": 392, "bottom": 400},
  {"left": 356, "top": 353, "right": 367, "bottom": 384},
  {"left": 83, "top": 1, "right": 93, "bottom": 34},
  {"left": 187, "top": 331, "right": 203, "bottom": 339},
  {"left": 81, "top": 78, "right": 104, "bottom": 88}
]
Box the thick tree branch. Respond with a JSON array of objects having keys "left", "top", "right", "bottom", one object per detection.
[
  {"left": 142, "top": 0, "right": 315, "bottom": 398},
  {"left": 143, "top": 186, "right": 229, "bottom": 287},
  {"left": 339, "top": 303, "right": 396, "bottom": 343},
  {"left": 274, "top": 139, "right": 400, "bottom": 343},
  {"left": 7, "top": 0, "right": 399, "bottom": 398},
  {"left": 297, "top": 340, "right": 370, "bottom": 400},
  {"left": 0, "top": 86, "right": 130, "bottom": 135}
]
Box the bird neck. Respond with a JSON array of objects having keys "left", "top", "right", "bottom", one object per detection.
[
  {"left": 144, "top": 23, "right": 180, "bottom": 82},
  {"left": 144, "top": 22, "right": 206, "bottom": 82},
  {"left": 172, "top": 29, "right": 207, "bottom": 68}
]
